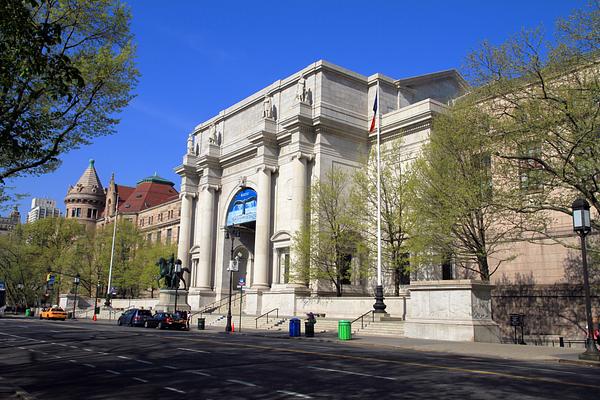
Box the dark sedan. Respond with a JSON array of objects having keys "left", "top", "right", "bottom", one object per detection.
[
  {"left": 117, "top": 308, "right": 153, "bottom": 327},
  {"left": 144, "top": 312, "right": 187, "bottom": 330}
]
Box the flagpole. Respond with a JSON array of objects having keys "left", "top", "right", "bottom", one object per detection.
[
  {"left": 106, "top": 194, "right": 119, "bottom": 306},
  {"left": 373, "top": 81, "right": 386, "bottom": 314}
]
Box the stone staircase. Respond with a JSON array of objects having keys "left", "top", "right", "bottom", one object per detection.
[
  {"left": 190, "top": 312, "right": 406, "bottom": 338},
  {"left": 354, "top": 319, "right": 405, "bottom": 337}
]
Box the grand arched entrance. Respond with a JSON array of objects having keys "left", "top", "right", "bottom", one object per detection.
[{"left": 223, "top": 187, "right": 257, "bottom": 291}]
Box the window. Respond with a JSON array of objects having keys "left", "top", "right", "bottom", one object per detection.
[
  {"left": 158, "top": 213, "right": 163, "bottom": 222},
  {"left": 156, "top": 230, "right": 161, "bottom": 243},
  {"left": 71, "top": 209, "right": 76, "bottom": 218},
  {"left": 279, "top": 248, "right": 290, "bottom": 283},
  {"left": 140, "top": 218, "right": 144, "bottom": 227},
  {"left": 149, "top": 216, "right": 153, "bottom": 225},
  {"left": 75, "top": 208, "right": 81, "bottom": 217},
  {"left": 518, "top": 142, "right": 543, "bottom": 191},
  {"left": 147, "top": 233, "right": 152, "bottom": 241},
  {"left": 91, "top": 209, "right": 97, "bottom": 219},
  {"left": 166, "top": 229, "right": 172, "bottom": 244},
  {"left": 442, "top": 254, "right": 454, "bottom": 280}
]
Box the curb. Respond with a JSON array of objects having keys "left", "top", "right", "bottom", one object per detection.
[{"left": 557, "top": 358, "right": 600, "bottom": 368}]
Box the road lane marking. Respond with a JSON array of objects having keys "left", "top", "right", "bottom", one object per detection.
[
  {"left": 177, "top": 347, "right": 209, "bottom": 353},
  {"left": 164, "top": 387, "right": 186, "bottom": 394},
  {"left": 69, "top": 360, "right": 77, "bottom": 363},
  {"left": 106, "top": 370, "right": 121, "bottom": 375},
  {"left": 83, "top": 364, "right": 96, "bottom": 368},
  {"left": 178, "top": 336, "right": 600, "bottom": 390},
  {"left": 135, "top": 360, "right": 152, "bottom": 365},
  {"left": 164, "top": 365, "right": 177, "bottom": 370},
  {"left": 83, "top": 348, "right": 93, "bottom": 352},
  {"left": 187, "top": 370, "right": 211, "bottom": 376},
  {"left": 98, "top": 352, "right": 109, "bottom": 355},
  {"left": 69, "top": 346, "right": 78, "bottom": 349},
  {"left": 118, "top": 356, "right": 131, "bottom": 360},
  {"left": 27, "top": 349, "right": 36, "bottom": 352},
  {"left": 18, "top": 347, "right": 25, "bottom": 350},
  {"left": 53, "top": 355, "right": 62, "bottom": 359},
  {"left": 226, "top": 379, "right": 257, "bottom": 387},
  {"left": 57, "top": 344, "right": 67, "bottom": 347},
  {"left": 40, "top": 351, "right": 48, "bottom": 355},
  {"left": 50, "top": 330, "right": 61, "bottom": 333},
  {"left": 277, "top": 390, "right": 312, "bottom": 399},
  {"left": 133, "top": 377, "right": 148, "bottom": 383},
  {"left": 308, "top": 366, "right": 396, "bottom": 381}
]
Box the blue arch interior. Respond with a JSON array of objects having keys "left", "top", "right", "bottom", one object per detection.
[{"left": 226, "top": 188, "right": 257, "bottom": 226}]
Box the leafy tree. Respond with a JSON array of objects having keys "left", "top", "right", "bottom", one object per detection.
[
  {"left": 353, "top": 142, "right": 413, "bottom": 295},
  {"left": 409, "top": 105, "right": 526, "bottom": 281},
  {"left": 0, "top": 0, "right": 138, "bottom": 187},
  {"left": 464, "top": 2, "right": 600, "bottom": 236},
  {"left": 293, "top": 167, "right": 367, "bottom": 296}
]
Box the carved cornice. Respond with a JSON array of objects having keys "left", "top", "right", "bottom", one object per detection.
[
  {"left": 200, "top": 184, "right": 221, "bottom": 193},
  {"left": 256, "top": 165, "right": 278, "bottom": 174},
  {"left": 290, "top": 151, "right": 314, "bottom": 163}
]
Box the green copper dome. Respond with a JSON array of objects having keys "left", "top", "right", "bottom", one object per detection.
[{"left": 136, "top": 173, "right": 175, "bottom": 186}]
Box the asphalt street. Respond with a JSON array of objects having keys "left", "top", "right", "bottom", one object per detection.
[{"left": 0, "top": 318, "right": 598, "bottom": 399}]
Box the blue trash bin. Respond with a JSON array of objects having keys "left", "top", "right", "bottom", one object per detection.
[{"left": 289, "top": 318, "right": 301, "bottom": 337}]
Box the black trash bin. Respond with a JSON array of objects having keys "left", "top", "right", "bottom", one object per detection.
[
  {"left": 197, "top": 317, "right": 205, "bottom": 330},
  {"left": 305, "top": 321, "right": 315, "bottom": 337}
]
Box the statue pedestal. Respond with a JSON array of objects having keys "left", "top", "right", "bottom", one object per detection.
[{"left": 155, "top": 289, "right": 190, "bottom": 313}]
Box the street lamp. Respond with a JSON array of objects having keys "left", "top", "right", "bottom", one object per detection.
[
  {"left": 16, "top": 283, "right": 24, "bottom": 314},
  {"left": 93, "top": 280, "right": 100, "bottom": 321},
  {"left": 72, "top": 273, "right": 80, "bottom": 319},
  {"left": 572, "top": 198, "right": 600, "bottom": 361},
  {"left": 225, "top": 227, "right": 240, "bottom": 333},
  {"left": 174, "top": 259, "right": 182, "bottom": 312}
]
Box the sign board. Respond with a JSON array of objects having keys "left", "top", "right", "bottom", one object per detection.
[
  {"left": 226, "top": 188, "right": 257, "bottom": 226},
  {"left": 238, "top": 277, "right": 246, "bottom": 287},
  {"left": 509, "top": 313, "right": 524, "bottom": 327},
  {"left": 227, "top": 260, "right": 239, "bottom": 272}
]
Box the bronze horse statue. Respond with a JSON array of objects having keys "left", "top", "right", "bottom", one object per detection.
[{"left": 157, "top": 254, "right": 190, "bottom": 290}]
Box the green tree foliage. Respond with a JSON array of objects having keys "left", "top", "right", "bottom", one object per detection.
[
  {"left": 353, "top": 142, "right": 412, "bottom": 295},
  {"left": 0, "top": 217, "right": 172, "bottom": 306},
  {"left": 0, "top": 0, "right": 138, "bottom": 186},
  {"left": 293, "top": 167, "right": 367, "bottom": 296},
  {"left": 464, "top": 2, "right": 600, "bottom": 234},
  {"left": 409, "top": 105, "right": 525, "bottom": 281}
]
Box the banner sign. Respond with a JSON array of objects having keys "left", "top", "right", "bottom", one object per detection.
[{"left": 226, "top": 188, "right": 257, "bottom": 226}]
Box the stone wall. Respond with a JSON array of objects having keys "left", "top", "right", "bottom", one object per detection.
[{"left": 491, "top": 284, "right": 600, "bottom": 339}]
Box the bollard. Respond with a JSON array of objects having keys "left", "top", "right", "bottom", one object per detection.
[{"left": 559, "top": 337, "right": 564, "bottom": 347}]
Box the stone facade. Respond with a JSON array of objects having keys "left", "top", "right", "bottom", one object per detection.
[
  {"left": 137, "top": 198, "right": 181, "bottom": 245},
  {"left": 175, "top": 60, "right": 468, "bottom": 313},
  {"left": 0, "top": 207, "right": 20, "bottom": 235}
]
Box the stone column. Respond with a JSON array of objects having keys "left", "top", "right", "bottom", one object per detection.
[
  {"left": 252, "top": 166, "right": 274, "bottom": 289},
  {"left": 291, "top": 153, "right": 307, "bottom": 231},
  {"left": 177, "top": 192, "right": 194, "bottom": 281},
  {"left": 196, "top": 185, "right": 216, "bottom": 290}
]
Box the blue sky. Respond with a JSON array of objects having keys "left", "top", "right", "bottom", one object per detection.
[{"left": 5, "top": 0, "right": 586, "bottom": 219}]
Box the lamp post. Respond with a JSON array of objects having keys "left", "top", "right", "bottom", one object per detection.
[
  {"left": 174, "top": 259, "right": 182, "bottom": 312},
  {"left": 72, "top": 273, "right": 80, "bottom": 319},
  {"left": 93, "top": 280, "right": 100, "bottom": 321},
  {"left": 572, "top": 198, "right": 600, "bottom": 361},
  {"left": 225, "top": 227, "right": 240, "bottom": 333},
  {"left": 16, "top": 283, "right": 23, "bottom": 314}
]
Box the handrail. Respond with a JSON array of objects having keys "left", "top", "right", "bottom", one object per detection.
[
  {"left": 255, "top": 308, "right": 279, "bottom": 328},
  {"left": 351, "top": 310, "right": 374, "bottom": 329},
  {"left": 190, "top": 292, "right": 246, "bottom": 319}
]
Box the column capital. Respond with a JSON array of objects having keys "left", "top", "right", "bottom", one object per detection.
[
  {"left": 291, "top": 152, "right": 314, "bottom": 163},
  {"left": 180, "top": 192, "right": 197, "bottom": 200},
  {"left": 200, "top": 184, "right": 220, "bottom": 193},
  {"left": 256, "top": 165, "right": 278, "bottom": 174}
]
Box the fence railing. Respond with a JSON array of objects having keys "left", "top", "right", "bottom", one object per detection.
[
  {"left": 351, "top": 310, "right": 374, "bottom": 329},
  {"left": 255, "top": 308, "right": 279, "bottom": 328}
]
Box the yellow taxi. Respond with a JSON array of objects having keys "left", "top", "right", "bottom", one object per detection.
[{"left": 40, "top": 307, "right": 67, "bottom": 321}]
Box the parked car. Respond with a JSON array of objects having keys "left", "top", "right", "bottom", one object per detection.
[
  {"left": 144, "top": 312, "right": 187, "bottom": 330},
  {"left": 117, "top": 308, "right": 153, "bottom": 327},
  {"left": 40, "top": 307, "right": 67, "bottom": 321}
]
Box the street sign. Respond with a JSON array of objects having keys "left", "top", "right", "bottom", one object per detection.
[
  {"left": 509, "top": 314, "right": 524, "bottom": 327},
  {"left": 227, "top": 260, "right": 239, "bottom": 272},
  {"left": 238, "top": 277, "right": 246, "bottom": 286}
]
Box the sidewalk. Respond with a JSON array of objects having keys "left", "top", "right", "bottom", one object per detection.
[{"left": 194, "top": 324, "right": 600, "bottom": 367}]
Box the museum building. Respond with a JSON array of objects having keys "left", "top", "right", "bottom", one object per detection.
[{"left": 176, "top": 60, "right": 470, "bottom": 318}]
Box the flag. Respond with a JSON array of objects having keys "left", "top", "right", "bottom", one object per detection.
[{"left": 369, "top": 93, "right": 378, "bottom": 133}]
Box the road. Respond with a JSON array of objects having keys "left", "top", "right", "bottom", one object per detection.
[{"left": 0, "top": 317, "right": 598, "bottom": 399}]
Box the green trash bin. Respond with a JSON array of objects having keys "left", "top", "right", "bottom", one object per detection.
[
  {"left": 25, "top": 308, "right": 31, "bottom": 317},
  {"left": 197, "top": 318, "right": 206, "bottom": 330},
  {"left": 338, "top": 320, "right": 352, "bottom": 340}
]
